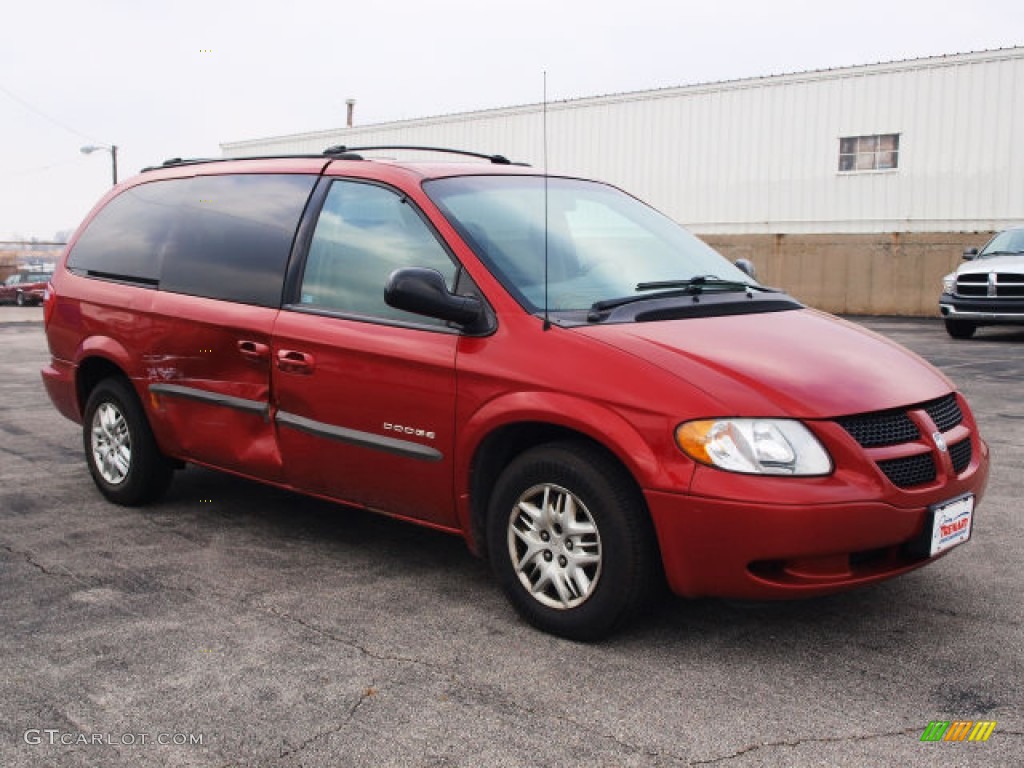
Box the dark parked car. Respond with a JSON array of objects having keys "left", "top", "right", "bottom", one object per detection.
[
  {"left": 940, "top": 226, "right": 1024, "bottom": 338},
  {"left": 0, "top": 270, "right": 50, "bottom": 306}
]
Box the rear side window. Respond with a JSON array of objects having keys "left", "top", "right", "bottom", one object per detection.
[
  {"left": 68, "top": 173, "right": 316, "bottom": 306},
  {"left": 160, "top": 174, "right": 316, "bottom": 306},
  {"left": 67, "top": 178, "right": 187, "bottom": 284}
]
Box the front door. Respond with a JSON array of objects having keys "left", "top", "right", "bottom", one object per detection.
[{"left": 272, "top": 179, "right": 462, "bottom": 527}]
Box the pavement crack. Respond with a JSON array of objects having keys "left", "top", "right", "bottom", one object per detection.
[
  {"left": 689, "top": 727, "right": 923, "bottom": 765},
  {"left": 0, "top": 542, "right": 93, "bottom": 587},
  {"left": 276, "top": 686, "right": 377, "bottom": 761},
  {"left": 256, "top": 604, "right": 686, "bottom": 762},
  {"left": 501, "top": 697, "right": 686, "bottom": 764},
  {"left": 256, "top": 603, "right": 449, "bottom": 672},
  {"left": 347, "top": 685, "right": 377, "bottom": 719}
]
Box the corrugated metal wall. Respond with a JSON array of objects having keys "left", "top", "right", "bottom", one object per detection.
[{"left": 223, "top": 48, "right": 1024, "bottom": 236}]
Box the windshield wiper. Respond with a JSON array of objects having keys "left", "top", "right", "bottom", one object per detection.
[
  {"left": 981, "top": 250, "right": 1024, "bottom": 257},
  {"left": 590, "top": 275, "right": 766, "bottom": 314},
  {"left": 636, "top": 275, "right": 757, "bottom": 292}
]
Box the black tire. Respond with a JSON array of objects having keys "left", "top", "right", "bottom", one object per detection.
[
  {"left": 82, "top": 378, "right": 174, "bottom": 505},
  {"left": 15, "top": 291, "right": 25, "bottom": 307},
  {"left": 486, "top": 440, "right": 661, "bottom": 641},
  {"left": 945, "top": 319, "right": 977, "bottom": 339}
]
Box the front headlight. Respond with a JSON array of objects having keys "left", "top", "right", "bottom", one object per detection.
[
  {"left": 675, "top": 419, "right": 832, "bottom": 476},
  {"left": 942, "top": 273, "right": 956, "bottom": 294}
]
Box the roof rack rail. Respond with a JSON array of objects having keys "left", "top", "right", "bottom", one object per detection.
[
  {"left": 140, "top": 154, "right": 336, "bottom": 173},
  {"left": 140, "top": 157, "right": 210, "bottom": 172},
  {"left": 138, "top": 147, "right": 522, "bottom": 175},
  {"left": 323, "top": 145, "right": 512, "bottom": 165}
]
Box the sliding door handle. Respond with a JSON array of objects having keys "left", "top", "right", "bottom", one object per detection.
[
  {"left": 237, "top": 340, "right": 270, "bottom": 361},
  {"left": 276, "top": 349, "right": 315, "bottom": 374}
]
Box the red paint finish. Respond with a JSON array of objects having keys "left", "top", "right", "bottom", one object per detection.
[
  {"left": 41, "top": 155, "right": 991, "bottom": 606},
  {"left": 271, "top": 309, "right": 459, "bottom": 527},
  {"left": 576, "top": 310, "right": 953, "bottom": 419},
  {"left": 144, "top": 291, "right": 283, "bottom": 481}
]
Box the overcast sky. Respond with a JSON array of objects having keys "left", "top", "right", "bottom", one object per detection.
[{"left": 1, "top": 0, "right": 1022, "bottom": 241}]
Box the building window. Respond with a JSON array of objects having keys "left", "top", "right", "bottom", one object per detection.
[{"left": 839, "top": 134, "right": 899, "bottom": 172}]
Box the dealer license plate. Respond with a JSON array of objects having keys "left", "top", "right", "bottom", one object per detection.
[{"left": 929, "top": 494, "right": 974, "bottom": 557}]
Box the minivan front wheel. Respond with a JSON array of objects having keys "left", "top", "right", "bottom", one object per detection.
[
  {"left": 487, "top": 441, "right": 660, "bottom": 640},
  {"left": 83, "top": 378, "right": 173, "bottom": 505}
]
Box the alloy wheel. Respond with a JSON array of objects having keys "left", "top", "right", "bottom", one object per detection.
[
  {"left": 90, "top": 402, "right": 132, "bottom": 485},
  {"left": 506, "top": 483, "right": 603, "bottom": 610}
]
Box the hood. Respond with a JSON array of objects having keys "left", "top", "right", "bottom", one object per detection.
[
  {"left": 956, "top": 253, "right": 1024, "bottom": 276},
  {"left": 577, "top": 309, "right": 953, "bottom": 419}
]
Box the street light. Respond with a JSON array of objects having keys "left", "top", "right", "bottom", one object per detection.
[{"left": 81, "top": 144, "right": 118, "bottom": 186}]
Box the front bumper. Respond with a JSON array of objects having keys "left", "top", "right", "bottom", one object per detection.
[
  {"left": 645, "top": 440, "right": 989, "bottom": 599},
  {"left": 940, "top": 294, "right": 1024, "bottom": 323}
]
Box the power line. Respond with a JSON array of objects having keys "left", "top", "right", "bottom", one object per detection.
[
  {"left": 0, "top": 81, "right": 101, "bottom": 144},
  {"left": 0, "top": 156, "right": 85, "bottom": 181}
]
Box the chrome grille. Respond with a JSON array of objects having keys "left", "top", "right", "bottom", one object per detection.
[
  {"left": 956, "top": 274, "right": 987, "bottom": 296},
  {"left": 1002, "top": 274, "right": 1024, "bottom": 297},
  {"left": 956, "top": 272, "right": 1024, "bottom": 298}
]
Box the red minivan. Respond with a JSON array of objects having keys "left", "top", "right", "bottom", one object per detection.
[{"left": 42, "top": 147, "right": 989, "bottom": 639}]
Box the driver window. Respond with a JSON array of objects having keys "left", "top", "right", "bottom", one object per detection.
[{"left": 299, "top": 181, "right": 458, "bottom": 326}]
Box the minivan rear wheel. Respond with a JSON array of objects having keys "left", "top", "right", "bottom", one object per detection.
[
  {"left": 83, "top": 378, "right": 174, "bottom": 505},
  {"left": 944, "top": 319, "right": 977, "bottom": 339},
  {"left": 486, "top": 441, "right": 660, "bottom": 641}
]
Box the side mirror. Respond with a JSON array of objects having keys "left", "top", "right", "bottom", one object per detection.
[
  {"left": 385, "top": 267, "right": 484, "bottom": 328},
  {"left": 962, "top": 247, "right": 979, "bottom": 261},
  {"left": 734, "top": 258, "right": 757, "bottom": 279}
]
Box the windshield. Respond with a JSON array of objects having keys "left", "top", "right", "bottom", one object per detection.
[
  {"left": 424, "top": 176, "right": 755, "bottom": 312},
  {"left": 980, "top": 228, "right": 1024, "bottom": 256}
]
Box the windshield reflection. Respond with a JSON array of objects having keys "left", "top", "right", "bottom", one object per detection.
[{"left": 425, "top": 176, "right": 754, "bottom": 313}]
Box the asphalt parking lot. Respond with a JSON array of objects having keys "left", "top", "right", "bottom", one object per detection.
[{"left": 1, "top": 313, "right": 1021, "bottom": 768}]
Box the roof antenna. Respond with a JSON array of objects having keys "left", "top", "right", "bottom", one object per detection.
[{"left": 542, "top": 70, "right": 551, "bottom": 331}]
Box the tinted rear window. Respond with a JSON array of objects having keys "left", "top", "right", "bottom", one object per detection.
[
  {"left": 68, "top": 179, "right": 186, "bottom": 284},
  {"left": 67, "top": 173, "right": 316, "bottom": 306},
  {"left": 160, "top": 174, "right": 316, "bottom": 306}
]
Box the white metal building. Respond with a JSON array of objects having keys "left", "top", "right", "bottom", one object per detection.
[
  {"left": 222, "top": 48, "right": 1024, "bottom": 315},
  {"left": 223, "top": 48, "right": 1022, "bottom": 235}
]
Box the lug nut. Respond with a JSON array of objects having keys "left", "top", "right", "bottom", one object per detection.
[
  {"left": 558, "top": 556, "right": 567, "bottom": 567},
  {"left": 543, "top": 551, "right": 553, "bottom": 562}
]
